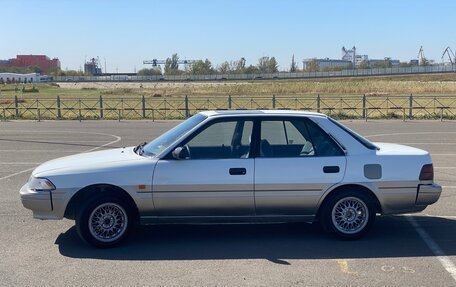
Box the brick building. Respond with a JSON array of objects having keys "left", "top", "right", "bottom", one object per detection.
[{"left": 0, "top": 55, "right": 60, "bottom": 73}]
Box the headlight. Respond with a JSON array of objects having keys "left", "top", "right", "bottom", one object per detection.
[{"left": 28, "top": 177, "right": 56, "bottom": 191}]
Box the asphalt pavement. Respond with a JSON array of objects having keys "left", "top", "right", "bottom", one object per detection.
[{"left": 0, "top": 119, "right": 455, "bottom": 287}]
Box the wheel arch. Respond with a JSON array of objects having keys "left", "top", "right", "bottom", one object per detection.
[
  {"left": 64, "top": 183, "right": 139, "bottom": 222},
  {"left": 316, "top": 184, "right": 382, "bottom": 219}
]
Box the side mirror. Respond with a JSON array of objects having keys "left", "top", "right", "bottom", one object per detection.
[{"left": 172, "top": 147, "right": 184, "bottom": 160}]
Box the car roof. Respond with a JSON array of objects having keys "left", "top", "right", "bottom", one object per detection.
[{"left": 199, "top": 110, "right": 327, "bottom": 118}]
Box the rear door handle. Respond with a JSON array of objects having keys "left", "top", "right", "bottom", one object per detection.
[
  {"left": 323, "top": 166, "right": 340, "bottom": 173},
  {"left": 229, "top": 168, "right": 246, "bottom": 175}
]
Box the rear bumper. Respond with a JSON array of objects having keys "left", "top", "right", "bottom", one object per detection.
[{"left": 416, "top": 183, "right": 442, "bottom": 206}]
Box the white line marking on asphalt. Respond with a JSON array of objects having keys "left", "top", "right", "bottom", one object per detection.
[
  {"left": 423, "top": 214, "right": 456, "bottom": 219},
  {"left": 442, "top": 186, "right": 456, "bottom": 189},
  {"left": 396, "top": 143, "right": 456, "bottom": 145},
  {"left": 407, "top": 216, "right": 456, "bottom": 282},
  {"left": 0, "top": 162, "right": 41, "bottom": 165},
  {"left": 0, "top": 133, "right": 121, "bottom": 181},
  {"left": 0, "top": 150, "right": 83, "bottom": 152},
  {"left": 365, "top": 132, "right": 456, "bottom": 138}
]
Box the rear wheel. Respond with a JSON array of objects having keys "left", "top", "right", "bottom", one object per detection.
[
  {"left": 320, "top": 190, "right": 376, "bottom": 240},
  {"left": 76, "top": 195, "right": 133, "bottom": 248}
]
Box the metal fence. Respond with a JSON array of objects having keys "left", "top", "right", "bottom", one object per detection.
[
  {"left": 53, "top": 64, "right": 456, "bottom": 82},
  {"left": 2, "top": 95, "right": 456, "bottom": 121}
]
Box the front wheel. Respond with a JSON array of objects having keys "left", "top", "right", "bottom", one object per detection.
[
  {"left": 76, "top": 196, "right": 132, "bottom": 248},
  {"left": 319, "top": 190, "right": 376, "bottom": 240}
]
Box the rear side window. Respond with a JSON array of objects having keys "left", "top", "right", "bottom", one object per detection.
[
  {"left": 328, "top": 117, "right": 378, "bottom": 150},
  {"left": 259, "top": 118, "right": 343, "bottom": 157},
  {"left": 305, "top": 119, "right": 345, "bottom": 156}
]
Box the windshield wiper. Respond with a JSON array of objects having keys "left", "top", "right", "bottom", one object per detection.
[{"left": 134, "top": 142, "right": 147, "bottom": 155}]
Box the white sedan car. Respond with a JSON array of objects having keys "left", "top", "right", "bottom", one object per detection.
[{"left": 20, "top": 110, "right": 442, "bottom": 247}]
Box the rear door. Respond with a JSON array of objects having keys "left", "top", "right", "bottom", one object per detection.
[{"left": 254, "top": 117, "right": 346, "bottom": 215}]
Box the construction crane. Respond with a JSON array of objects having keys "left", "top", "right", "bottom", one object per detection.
[
  {"left": 442, "top": 46, "right": 455, "bottom": 65},
  {"left": 417, "top": 46, "right": 426, "bottom": 65},
  {"left": 143, "top": 59, "right": 196, "bottom": 70}
]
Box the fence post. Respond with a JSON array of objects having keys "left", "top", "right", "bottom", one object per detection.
[
  {"left": 14, "top": 95, "right": 19, "bottom": 118},
  {"left": 362, "top": 94, "right": 366, "bottom": 119},
  {"left": 409, "top": 94, "right": 413, "bottom": 119},
  {"left": 185, "top": 95, "right": 189, "bottom": 118},
  {"left": 37, "top": 108, "right": 41, "bottom": 122},
  {"left": 228, "top": 95, "right": 232, "bottom": 109},
  {"left": 78, "top": 98, "right": 82, "bottom": 122},
  {"left": 272, "top": 95, "right": 276, "bottom": 109},
  {"left": 57, "top": 96, "right": 61, "bottom": 119},
  {"left": 317, "top": 94, "right": 321, "bottom": 113},
  {"left": 99, "top": 95, "right": 104, "bottom": 119},
  {"left": 142, "top": 95, "right": 146, "bottom": 118},
  {"left": 2, "top": 107, "right": 5, "bottom": 121}
]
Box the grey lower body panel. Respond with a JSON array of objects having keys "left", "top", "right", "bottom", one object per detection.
[{"left": 140, "top": 215, "right": 316, "bottom": 225}]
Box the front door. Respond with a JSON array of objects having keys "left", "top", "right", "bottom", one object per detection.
[
  {"left": 152, "top": 118, "right": 255, "bottom": 216},
  {"left": 254, "top": 117, "right": 347, "bottom": 215}
]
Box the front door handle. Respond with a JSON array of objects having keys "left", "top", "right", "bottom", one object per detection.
[
  {"left": 229, "top": 168, "right": 246, "bottom": 175},
  {"left": 323, "top": 166, "right": 340, "bottom": 173}
]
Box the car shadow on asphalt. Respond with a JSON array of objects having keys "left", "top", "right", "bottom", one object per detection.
[{"left": 55, "top": 215, "right": 456, "bottom": 263}]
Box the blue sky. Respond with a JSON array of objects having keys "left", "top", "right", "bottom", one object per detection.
[{"left": 1, "top": 0, "right": 455, "bottom": 72}]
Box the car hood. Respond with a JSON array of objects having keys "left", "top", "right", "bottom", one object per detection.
[
  {"left": 32, "top": 147, "right": 143, "bottom": 176},
  {"left": 374, "top": 142, "right": 429, "bottom": 156}
]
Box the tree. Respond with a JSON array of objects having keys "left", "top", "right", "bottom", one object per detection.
[
  {"left": 304, "top": 59, "right": 319, "bottom": 72},
  {"left": 290, "top": 54, "right": 298, "bottom": 72},
  {"left": 244, "top": 65, "right": 259, "bottom": 74},
  {"left": 217, "top": 61, "right": 231, "bottom": 74},
  {"left": 233, "top": 57, "right": 246, "bottom": 73},
  {"left": 420, "top": 57, "right": 430, "bottom": 66},
  {"left": 137, "top": 68, "right": 162, "bottom": 76},
  {"left": 357, "top": 60, "right": 369, "bottom": 69},
  {"left": 257, "top": 56, "right": 279, "bottom": 73},
  {"left": 190, "top": 59, "right": 214, "bottom": 75},
  {"left": 164, "top": 53, "right": 181, "bottom": 75}
]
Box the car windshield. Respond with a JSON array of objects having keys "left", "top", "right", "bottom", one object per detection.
[{"left": 142, "top": 114, "right": 206, "bottom": 157}]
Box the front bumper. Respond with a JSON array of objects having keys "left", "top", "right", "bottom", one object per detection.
[
  {"left": 416, "top": 183, "right": 442, "bottom": 205},
  {"left": 20, "top": 183, "right": 64, "bottom": 220}
]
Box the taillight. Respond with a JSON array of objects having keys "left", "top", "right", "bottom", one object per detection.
[{"left": 419, "top": 164, "right": 434, "bottom": 181}]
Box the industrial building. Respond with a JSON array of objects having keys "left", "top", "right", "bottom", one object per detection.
[
  {"left": 84, "top": 57, "right": 103, "bottom": 76},
  {"left": 302, "top": 58, "right": 352, "bottom": 70},
  {"left": 0, "top": 73, "right": 40, "bottom": 83},
  {"left": 0, "top": 55, "right": 60, "bottom": 73},
  {"left": 303, "top": 47, "right": 401, "bottom": 70}
]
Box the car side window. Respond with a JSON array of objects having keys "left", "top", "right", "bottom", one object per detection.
[
  {"left": 183, "top": 120, "right": 253, "bottom": 159},
  {"left": 260, "top": 119, "right": 315, "bottom": 157},
  {"left": 259, "top": 118, "right": 344, "bottom": 157},
  {"left": 305, "top": 119, "right": 344, "bottom": 156}
]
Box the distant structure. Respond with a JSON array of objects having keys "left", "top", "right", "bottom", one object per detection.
[
  {"left": 303, "top": 46, "right": 400, "bottom": 70},
  {"left": 342, "top": 46, "right": 368, "bottom": 66},
  {"left": 84, "top": 57, "right": 103, "bottom": 75},
  {"left": 0, "top": 73, "right": 40, "bottom": 83},
  {"left": 0, "top": 55, "right": 60, "bottom": 73},
  {"left": 302, "top": 58, "right": 352, "bottom": 70}
]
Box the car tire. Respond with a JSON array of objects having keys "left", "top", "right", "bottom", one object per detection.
[
  {"left": 76, "top": 195, "right": 133, "bottom": 248},
  {"left": 319, "top": 190, "right": 376, "bottom": 240}
]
